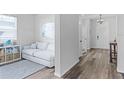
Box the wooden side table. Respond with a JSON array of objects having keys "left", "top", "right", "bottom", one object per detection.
[{"left": 110, "top": 42, "right": 117, "bottom": 63}]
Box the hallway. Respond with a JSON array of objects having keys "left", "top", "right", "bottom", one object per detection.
[
  {"left": 26, "top": 49, "right": 123, "bottom": 79},
  {"left": 63, "top": 49, "right": 123, "bottom": 79}
]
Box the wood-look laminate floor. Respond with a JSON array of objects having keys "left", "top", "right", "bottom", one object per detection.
[
  {"left": 26, "top": 49, "right": 123, "bottom": 79},
  {"left": 25, "top": 67, "right": 60, "bottom": 79}
]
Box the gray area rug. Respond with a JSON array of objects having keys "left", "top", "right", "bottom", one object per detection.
[{"left": 0, "top": 60, "right": 45, "bottom": 79}]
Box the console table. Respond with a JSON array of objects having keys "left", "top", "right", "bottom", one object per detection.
[
  {"left": 0, "top": 45, "right": 21, "bottom": 65},
  {"left": 110, "top": 42, "right": 117, "bottom": 63}
]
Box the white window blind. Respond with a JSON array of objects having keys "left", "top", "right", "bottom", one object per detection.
[{"left": 0, "top": 15, "right": 17, "bottom": 40}]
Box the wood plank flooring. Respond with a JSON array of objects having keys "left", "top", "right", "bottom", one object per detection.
[
  {"left": 26, "top": 49, "right": 123, "bottom": 79},
  {"left": 25, "top": 67, "right": 60, "bottom": 79}
]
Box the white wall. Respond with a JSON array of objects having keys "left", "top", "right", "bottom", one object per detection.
[
  {"left": 10, "top": 14, "right": 55, "bottom": 45},
  {"left": 8, "top": 14, "right": 35, "bottom": 45},
  {"left": 90, "top": 19, "right": 97, "bottom": 48},
  {"left": 117, "top": 15, "right": 124, "bottom": 73},
  {"left": 107, "top": 16, "right": 117, "bottom": 42},
  {"left": 55, "top": 15, "right": 61, "bottom": 76},
  {"left": 90, "top": 16, "right": 117, "bottom": 48},
  {"left": 55, "top": 14, "right": 80, "bottom": 77},
  {"left": 34, "top": 14, "right": 55, "bottom": 42}
]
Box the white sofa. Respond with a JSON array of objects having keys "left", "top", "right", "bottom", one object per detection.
[{"left": 22, "top": 42, "right": 55, "bottom": 67}]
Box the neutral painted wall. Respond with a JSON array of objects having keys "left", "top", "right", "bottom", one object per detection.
[
  {"left": 55, "top": 15, "right": 61, "bottom": 76},
  {"left": 107, "top": 16, "right": 117, "bottom": 42},
  {"left": 90, "top": 19, "right": 97, "bottom": 48},
  {"left": 8, "top": 14, "right": 35, "bottom": 45},
  {"left": 90, "top": 16, "right": 117, "bottom": 49},
  {"left": 9, "top": 14, "right": 56, "bottom": 45},
  {"left": 55, "top": 14, "right": 80, "bottom": 77},
  {"left": 117, "top": 14, "right": 124, "bottom": 73},
  {"left": 34, "top": 14, "right": 55, "bottom": 42}
]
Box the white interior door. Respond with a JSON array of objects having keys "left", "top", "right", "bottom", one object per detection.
[
  {"left": 79, "top": 19, "right": 89, "bottom": 56},
  {"left": 82, "top": 20, "right": 88, "bottom": 54},
  {"left": 96, "top": 22, "right": 109, "bottom": 49}
]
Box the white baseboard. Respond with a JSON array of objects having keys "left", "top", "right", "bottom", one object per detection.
[
  {"left": 54, "top": 59, "right": 79, "bottom": 78},
  {"left": 54, "top": 72, "right": 62, "bottom": 78},
  {"left": 62, "top": 59, "right": 79, "bottom": 77},
  {"left": 117, "top": 67, "right": 124, "bottom": 73}
]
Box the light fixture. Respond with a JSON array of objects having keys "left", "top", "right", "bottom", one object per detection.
[{"left": 97, "top": 14, "right": 104, "bottom": 24}]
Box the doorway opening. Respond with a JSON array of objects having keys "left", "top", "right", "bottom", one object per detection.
[{"left": 79, "top": 15, "right": 117, "bottom": 57}]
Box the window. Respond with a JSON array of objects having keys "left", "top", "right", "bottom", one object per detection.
[{"left": 0, "top": 15, "right": 17, "bottom": 40}]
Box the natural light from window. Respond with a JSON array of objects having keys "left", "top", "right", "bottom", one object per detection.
[{"left": 0, "top": 15, "right": 17, "bottom": 40}]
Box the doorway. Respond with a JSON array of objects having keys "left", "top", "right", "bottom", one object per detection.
[
  {"left": 96, "top": 21, "right": 109, "bottom": 49},
  {"left": 79, "top": 15, "right": 117, "bottom": 58},
  {"left": 79, "top": 18, "right": 90, "bottom": 57}
]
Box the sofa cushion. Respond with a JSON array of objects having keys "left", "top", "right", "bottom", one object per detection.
[
  {"left": 30, "top": 43, "right": 37, "bottom": 49},
  {"left": 37, "top": 42, "right": 49, "bottom": 50},
  {"left": 22, "top": 49, "right": 39, "bottom": 56},
  {"left": 33, "top": 50, "right": 54, "bottom": 61}
]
